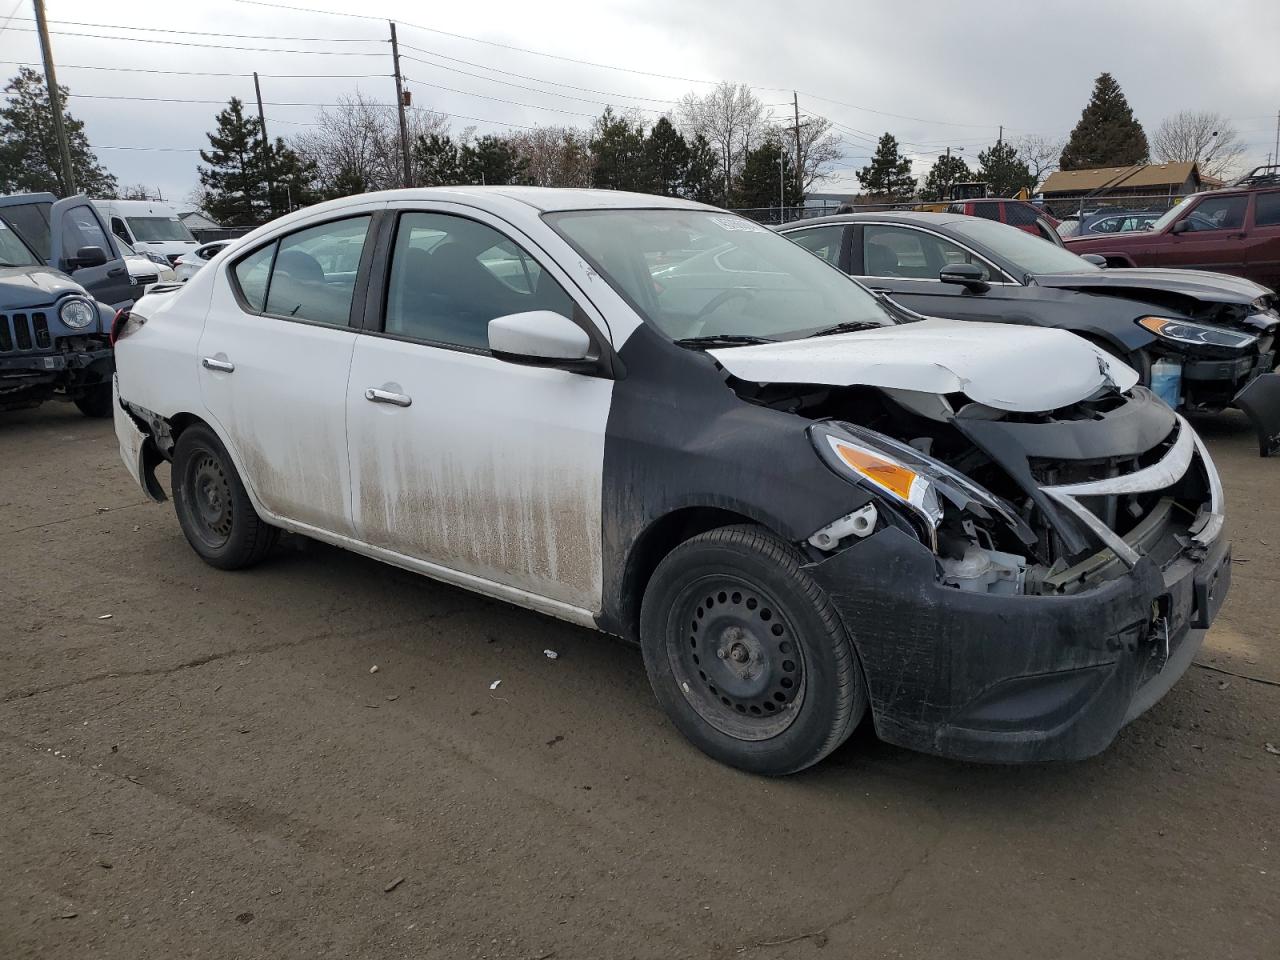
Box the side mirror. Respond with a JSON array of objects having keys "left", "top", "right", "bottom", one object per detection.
[
  {"left": 67, "top": 245, "right": 108, "bottom": 270},
  {"left": 488, "top": 310, "right": 593, "bottom": 369},
  {"left": 1080, "top": 254, "right": 1107, "bottom": 267},
  {"left": 938, "top": 262, "right": 989, "bottom": 292},
  {"left": 1170, "top": 219, "right": 1191, "bottom": 235}
]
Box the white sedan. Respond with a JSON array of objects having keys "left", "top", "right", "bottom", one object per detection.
[
  {"left": 111, "top": 187, "right": 1227, "bottom": 774},
  {"left": 174, "top": 239, "right": 233, "bottom": 282}
]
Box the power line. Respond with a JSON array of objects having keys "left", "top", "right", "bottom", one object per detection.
[
  {"left": 7, "top": 15, "right": 385, "bottom": 43},
  {"left": 401, "top": 76, "right": 596, "bottom": 119},
  {"left": 0, "top": 59, "right": 389, "bottom": 78},
  {"left": 3, "top": 24, "right": 387, "bottom": 55}
]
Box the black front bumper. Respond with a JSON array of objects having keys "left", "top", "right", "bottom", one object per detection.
[
  {"left": 808, "top": 527, "right": 1230, "bottom": 763},
  {"left": 0, "top": 346, "right": 113, "bottom": 386}
]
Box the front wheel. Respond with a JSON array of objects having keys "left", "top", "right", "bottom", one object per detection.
[
  {"left": 640, "top": 525, "right": 867, "bottom": 775},
  {"left": 74, "top": 383, "right": 113, "bottom": 418},
  {"left": 172, "top": 423, "right": 278, "bottom": 569}
]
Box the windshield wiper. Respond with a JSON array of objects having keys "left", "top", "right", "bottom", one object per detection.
[
  {"left": 675, "top": 333, "right": 775, "bottom": 348},
  {"left": 805, "top": 321, "right": 884, "bottom": 338}
]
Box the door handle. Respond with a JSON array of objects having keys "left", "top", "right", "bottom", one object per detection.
[
  {"left": 107, "top": 266, "right": 127, "bottom": 278},
  {"left": 365, "top": 388, "right": 412, "bottom": 407},
  {"left": 202, "top": 357, "right": 235, "bottom": 373}
]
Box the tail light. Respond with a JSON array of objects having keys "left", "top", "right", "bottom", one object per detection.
[
  {"left": 173, "top": 257, "right": 185, "bottom": 267},
  {"left": 109, "top": 308, "right": 142, "bottom": 346}
]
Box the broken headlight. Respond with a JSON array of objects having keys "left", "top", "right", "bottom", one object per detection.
[{"left": 1137, "top": 315, "right": 1258, "bottom": 350}]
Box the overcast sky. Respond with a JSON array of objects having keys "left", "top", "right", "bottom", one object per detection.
[{"left": 2, "top": 0, "right": 1277, "bottom": 207}]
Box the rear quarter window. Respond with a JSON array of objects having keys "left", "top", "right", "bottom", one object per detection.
[{"left": 1256, "top": 191, "right": 1280, "bottom": 227}]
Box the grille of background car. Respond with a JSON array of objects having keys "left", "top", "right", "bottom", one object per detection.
[{"left": 0, "top": 312, "right": 52, "bottom": 353}]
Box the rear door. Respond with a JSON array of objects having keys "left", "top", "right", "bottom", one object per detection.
[
  {"left": 49, "top": 197, "right": 132, "bottom": 307},
  {"left": 198, "top": 209, "right": 381, "bottom": 537},
  {"left": 1244, "top": 189, "right": 1280, "bottom": 291}
]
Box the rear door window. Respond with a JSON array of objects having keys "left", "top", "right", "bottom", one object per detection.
[
  {"left": 262, "top": 216, "right": 372, "bottom": 326},
  {"left": 786, "top": 225, "right": 845, "bottom": 266}
]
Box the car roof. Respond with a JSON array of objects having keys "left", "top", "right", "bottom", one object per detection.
[
  {"left": 779, "top": 211, "right": 975, "bottom": 229},
  {"left": 361, "top": 185, "right": 715, "bottom": 214}
]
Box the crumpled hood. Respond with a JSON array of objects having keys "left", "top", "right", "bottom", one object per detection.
[
  {"left": 709, "top": 317, "right": 1139, "bottom": 413},
  {"left": 0, "top": 265, "right": 84, "bottom": 309},
  {"left": 1033, "top": 267, "right": 1271, "bottom": 305}
]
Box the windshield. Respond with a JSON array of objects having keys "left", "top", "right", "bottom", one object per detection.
[
  {"left": 0, "top": 221, "right": 40, "bottom": 267},
  {"left": 949, "top": 217, "right": 1100, "bottom": 276},
  {"left": 545, "top": 209, "right": 894, "bottom": 341},
  {"left": 127, "top": 216, "right": 195, "bottom": 243}
]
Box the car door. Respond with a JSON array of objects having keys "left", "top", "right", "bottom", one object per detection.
[
  {"left": 850, "top": 222, "right": 1025, "bottom": 323},
  {"left": 49, "top": 197, "right": 132, "bottom": 307},
  {"left": 1162, "top": 193, "right": 1249, "bottom": 275},
  {"left": 1243, "top": 189, "right": 1280, "bottom": 291},
  {"left": 345, "top": 203, "right": 614, "bottom": 613},
  {"left": 198, "top": 210, "right": 380, "bottom": 538}
]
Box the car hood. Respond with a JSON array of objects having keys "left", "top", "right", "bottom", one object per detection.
[
  {"left": 709, "top": 317, "right": 1138, "bottom": 413},
  {"left": 0, "top": 265, "right": 84, "bottom": 309},
  {"left": 1031, "top": 267, "right": 1270, "bottom": 304}
]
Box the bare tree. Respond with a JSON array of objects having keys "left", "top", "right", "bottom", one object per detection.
[
  {"left": 508, "top": 126, "right": 594, "bottom": 187},
  {"left": 294, "top": 93, "right": 448, "bottom": 193},
  {"left": 796, "top": 116, "right": 843, "bottom": 191},
  {"left": 118, "top": 183, "right": 161, "bottom": 201},
  {"left": 678, "top": 82, "right": 770, "bottom": 204},
  {"left": 1013, "top": 134, "right": 1064, "bottom": 188},
  {"left": 1151, "top": 111, "right": 1245, "bottom": 182}
]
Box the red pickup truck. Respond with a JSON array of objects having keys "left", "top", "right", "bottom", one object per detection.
[{"left": 1064, "top": 176, "right": 1280, "bottom": 293}]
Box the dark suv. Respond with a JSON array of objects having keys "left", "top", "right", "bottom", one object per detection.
[
  {"left": 0, "top": 194, "right": 130, "bottom": 417},
  {"left": 1065, "top": 170, "right": 1280, "bottom": 292}
]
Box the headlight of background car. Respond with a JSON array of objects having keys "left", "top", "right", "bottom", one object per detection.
[
  {"left": 145, "top": 252, "right": 171, "bottom": 267},
  {"left": 1137, "top": 315, "right": 1258, "bottom": 349},
  {"left": 59, "top": 297, "right": 97, "bottom": 330}
]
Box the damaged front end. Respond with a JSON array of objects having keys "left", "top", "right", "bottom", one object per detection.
[{"left": 732, "top": 373, "right": 1229, "bottom": 762}]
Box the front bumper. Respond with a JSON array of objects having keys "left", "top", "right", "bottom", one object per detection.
[
  {"left": 809, "top": 527, "right": 1228, "bottom": 763},
  {"left": 0, "top": 345, "right": 112, "bottom": 376}
]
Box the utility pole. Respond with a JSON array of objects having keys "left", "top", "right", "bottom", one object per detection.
[
  {"left": 390, "top": 21, "right": 412, "bottom": 188},
  {"left": 998, "top": 124, "right": 1003, "bottom": 148},
  {"left": 778, "top": 143, "right": 785, "bottom": 224},
  {"left": 792, "top": 91, "right": 803, "bottom": 203},
  {"left": 32, "top": 0, "right": 76, "bottom": 196},
  {"left": 253, "top": 72, "right": 276, "bottom": 218},
  {"left": 1273, "top": 109, "right": 1279, "bottom": 171}
]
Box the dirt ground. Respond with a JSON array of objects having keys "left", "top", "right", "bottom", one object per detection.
[{"left": 1, "top": 401, "right": 1276, "bottom": 960}]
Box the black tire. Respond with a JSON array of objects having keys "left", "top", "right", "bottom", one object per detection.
[
  {"left": 172, "top": 423, "right": 278, "bottom": 569},
  {"left": 639, "top": 524, "right": 867, "bottom": 776},
  {"left": 74, "top": 383, "right": 113, "bottom": 418}
]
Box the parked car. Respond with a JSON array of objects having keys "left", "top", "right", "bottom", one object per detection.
[
  {"left": 117, "top": 236, "right": 177, "bottom": 293},
  {"left": 1056, "top": 209, "right": 1163, "bottom": 238},
  {"left": 95, "top": 198, "right": 200, "bottom": 265},
  {"left": 112, "top": 187, "right": 1231, "bottom": 774},
  {"left": 0, "top": 212, "right": 117, "bottom": 416},
  {"left": 174, "top": 239, "right": 233, "bottom": 282},
  {"left": 945, "top": 198, "right": 1059, "bottom": 236},
  {"left": 778, "top": 211, "right": 1280, "bottom": 454},
  {"left": 0, "top": 193, "right": 133, "bottom": 308},
  {"left": 1064, "top": 179, "right": 1280, "bottom": 292}
]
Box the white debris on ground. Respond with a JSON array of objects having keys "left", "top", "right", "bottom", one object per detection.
[
  {"left": 490, "top": 680, "right": 502, "bottom": 690},
  {"left": 544, "top": 650, "right": 558, "bottom": 660}
]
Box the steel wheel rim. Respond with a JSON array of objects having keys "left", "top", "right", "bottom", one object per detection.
[
  {"left": 184, "top": 452, "right": 233, "bottom": 549},
  {"left": 666, "top": 574, "right": 806, "bottom": 741}
]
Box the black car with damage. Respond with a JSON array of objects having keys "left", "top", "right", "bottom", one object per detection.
[{"left": 777, "top": 211, "right": 1280, "bottom": 455}]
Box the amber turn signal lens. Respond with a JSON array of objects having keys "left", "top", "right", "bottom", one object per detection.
[
  {"left": 1137, "top": 316, "right": 1171, "bottom": 336},
  {"left": 831, "top": 440, "right": 919, "bottom": 501}
]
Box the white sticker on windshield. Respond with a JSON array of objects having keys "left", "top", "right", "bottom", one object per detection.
[{"left": 710, "top": 216, "right": 766, "bottom": 233}]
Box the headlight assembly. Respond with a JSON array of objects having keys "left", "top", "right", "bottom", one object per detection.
[
  {"left": 59, "top": 297, "right": 97, "bottom": 330},
  {"left": 1137, "top": 315, "right": 1258, "bottom": 350}
]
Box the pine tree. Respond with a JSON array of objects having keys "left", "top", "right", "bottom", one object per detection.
[
  {"left": 458, "top": 135, "right": 527, "bottom": 185},
  {"left": 856, "top": 133, "right": 916, "bottom": 201},
  {"left": 1059, "top": 73, "right": 1149, "bottom": 170},
  {"left": 415, "top": 133, "right": 463, "bottom": 186},
  {"left": 919, "top": 153, "right": 973, "bottom": 201},
  {"left": 589, "top": 108, "right": 647, "bottom": 192},
  {"left": 0, "top": 67, "right": 117, "bottom": 197},
  {"left": 265, "top": 137, "right": 319, "bottom": 216},
  {"left": 198, "top": 97, "right": 268, "bottom": 225},
  {"left": 644, "top": 117, "right": 689, "bottom": 196},
  {"left": 734, "top": 135, "right": 802, "bottom": 208},
  {"left": 977, "top": 141, "right": 1033, "bottom": 196},
  {"left": 681, "top": 134, "right": 719, "bottom": 203}
]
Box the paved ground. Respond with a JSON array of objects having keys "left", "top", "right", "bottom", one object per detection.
[{"left": 1, "top": 402, "right": 1276, "bottom": 960}]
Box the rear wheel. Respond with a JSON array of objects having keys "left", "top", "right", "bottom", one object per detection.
[
  {"left": 640, "top": 525, "right": 866, "bottom": 775},
  {"left": 172, "top": 424, "right": 278, "bottom": 569}
]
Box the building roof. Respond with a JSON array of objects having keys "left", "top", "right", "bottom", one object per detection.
[
  {"left": 1040, "top": 162, "right": 1200, "bottom": 195},
  {"left": 178, "top": 210, "right": 221, "bottom": 229}
]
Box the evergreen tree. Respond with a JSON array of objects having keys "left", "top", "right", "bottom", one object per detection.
[
  {"left": 0, "top": 67, "right": 117, "bottom": 197},
  {"left": 919, "top": 153, "right": 973, "bottom": 201},
  {"left": 681, "top": 134, "right": 719, "bottom": 203},
  {"left": 1059, "top": 73, "right": 1149, "bottom": 170},
  {"left": 322, "top": 165, "right": 371, "bottom": 201},
  {"left": 415, "top": 133, "right": 463, "bottom": 186},
  {"left": 977, "top": 141, "right": 1033, "bottom": 196},
  {"left": 265, "top": 137, "right": 319, "bottom": 216},
  {"left": 589, "top": 108, "right": 647, "bottom": 192},
  {"left": 644, "top": 117, "right": 689, "bottom": 196},
  {"left": 855, "top": 133, "right": 916, "bottom": 201},
  {"left": 735, "top": 135, "right": 802, "bottom": 208},
  {"left": 198, "top": 97, "right": 268, "bottom": 225},
  {"left": 458, "top": 135, "right": 526, "bottom": 185}
]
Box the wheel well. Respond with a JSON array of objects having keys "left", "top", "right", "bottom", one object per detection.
[
  {"left": 1103, "top": 254, "right": 1134, "bottom": 268},
  {"left": 618, "top": 507, "right": 761, "bottom": 642}
]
